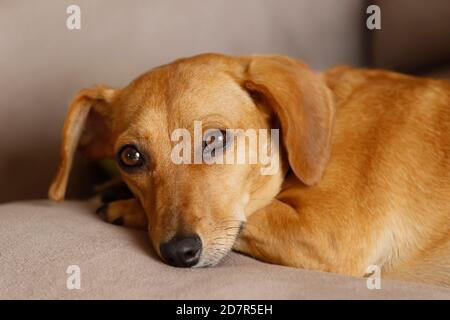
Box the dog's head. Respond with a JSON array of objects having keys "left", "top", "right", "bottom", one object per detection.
[{"left": 49, "top": 54, "right": 334, "bottom": 267}]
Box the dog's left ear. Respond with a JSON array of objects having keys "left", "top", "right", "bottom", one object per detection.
[
  {"left": 242, "top": 56, "right": 335, "bottom": 185},
  {"left": 49, "top": 85, "right": 118, "bottom": 201}
]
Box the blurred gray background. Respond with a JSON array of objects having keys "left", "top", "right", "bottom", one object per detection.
[{"left": 0, "top": 0, "right": 449, "bottom": 202}]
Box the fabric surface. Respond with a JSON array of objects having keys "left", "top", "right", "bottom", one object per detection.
[
  {"left": 370, "top": 0, "right": 450, "bottom": 72},
  {"left": 0, "top": 200, "right": 449, "bottom": 300},
  {"left": 422, "top": 65, "right": 450, "bottom": 79}
]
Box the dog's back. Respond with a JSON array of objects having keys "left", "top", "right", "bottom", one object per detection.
[{"left": 322, "top": 67, "right": 450, "bottom": 286}]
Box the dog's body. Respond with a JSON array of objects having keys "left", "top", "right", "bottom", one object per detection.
[
  {"left": 49, "top": 54, "right": 450, "bottom": 287},
  {"left": 237, "top": 66, "right": 450, "bottom": 286}
]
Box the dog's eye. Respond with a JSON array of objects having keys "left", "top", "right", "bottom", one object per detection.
[
  {"left": 203, "top": 129, "right": 230, "bottom": 157},
  {"left": 117, "top": 145, "right": 144, "bottom": 169}
]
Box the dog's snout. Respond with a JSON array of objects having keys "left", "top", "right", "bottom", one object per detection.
[{"left": 160, "top": 234, "right": 202, "bottom": 267}]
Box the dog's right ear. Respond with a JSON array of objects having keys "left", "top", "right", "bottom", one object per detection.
[{"left": 48, "top": 85, "right": 118, "bottom": 201}]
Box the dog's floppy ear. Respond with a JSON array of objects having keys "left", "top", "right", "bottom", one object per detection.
[
  {"left": 243, "top": 56, "right": 335, "bottom": 185},
  {"left": 49, "top": 85, "right": 118, "bottom": 201}
]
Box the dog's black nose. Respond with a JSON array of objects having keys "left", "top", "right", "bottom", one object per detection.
[{"left": 160, "top": 234, "right": 202, "bottom": 267}]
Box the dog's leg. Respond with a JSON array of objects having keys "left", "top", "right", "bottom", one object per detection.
[
  {"left": 94, "top": 181, "right": 147, "bottom": 230},
  {"left": 233, "top": 199, "right": 365, "bottom": 276},
  {"left": 97, "top": 198, "right": 148, "bottom": 230}
]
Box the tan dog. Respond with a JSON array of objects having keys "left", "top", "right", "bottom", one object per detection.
[{"left": 49, "top": 54, "right": 450, "bottom": 287}]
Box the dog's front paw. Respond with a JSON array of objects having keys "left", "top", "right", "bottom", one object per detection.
[
  {"left": 95, "top": 198, "right": 148, "bottom": 230},
  {"left": 93, "top": 181, "right": 147, "bottom": 228},
  {"left": 96, "top": 202, "right": 125, "bottom": 226}
]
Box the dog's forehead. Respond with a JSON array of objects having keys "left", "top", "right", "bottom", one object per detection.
[{"left": 117, "top": 59, "right": 254, "bottom": 128}]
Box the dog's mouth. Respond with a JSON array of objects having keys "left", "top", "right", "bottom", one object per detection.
[
  {"left": 194, "top": 221, "right": 245, "bottom": 268},
  {"left": 194, "top": 242, "right": 234, "bottom": 268}
]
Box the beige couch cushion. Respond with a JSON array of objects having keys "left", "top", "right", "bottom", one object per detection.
[{"left": 0, "top": 200, "right": 449, "bottom": 299}]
